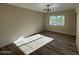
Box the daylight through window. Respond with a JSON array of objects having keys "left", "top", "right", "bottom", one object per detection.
[{"left": 49, "top": 16, "right": 65, "bottom": 26}]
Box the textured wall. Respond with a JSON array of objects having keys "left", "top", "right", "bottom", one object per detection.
[
  {"left": 44, "top": 10, "right": 76, "bottom": 36},
  {"left": 0, "top": 4, "right": 44, "bottom": 48}
]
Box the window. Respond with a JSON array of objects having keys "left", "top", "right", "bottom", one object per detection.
[{"left": 49, "top": 16, "right": 65, "bottom": 26}]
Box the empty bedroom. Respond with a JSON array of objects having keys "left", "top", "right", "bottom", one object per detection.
[{"left": 0, "top": 3, "right": 79, "bottom": 55}]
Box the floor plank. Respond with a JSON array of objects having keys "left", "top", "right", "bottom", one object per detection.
[
  {"left": 30, "top": 30, "right": 79, "bottom": 55},
  {"left": 0, "top": 30, "right": 78, "bottom": 55}
]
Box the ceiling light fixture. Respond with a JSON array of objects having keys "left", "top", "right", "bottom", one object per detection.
[{"left": 41, "top": 4, "right": 55, "bottom": 13}]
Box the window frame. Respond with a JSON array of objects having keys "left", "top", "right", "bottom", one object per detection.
[{"left": 49, "top": 15, "right": 65, "bottom": 26}]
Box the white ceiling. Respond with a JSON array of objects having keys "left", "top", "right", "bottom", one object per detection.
[{"left": 9, "top": 3, "right": 79, "bottom": 12}]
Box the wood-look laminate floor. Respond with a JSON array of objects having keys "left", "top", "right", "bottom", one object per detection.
[
  {"left": 0, "top": 44, "right": 25, "bottom": 55},
  {"left": 30, "top": 30, "right": 79, "bottom": 55},
  {"left": 0, "top": 30, "right": 79, "bottom": 55}
]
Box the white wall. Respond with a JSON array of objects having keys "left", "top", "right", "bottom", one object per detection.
[
  {"left": 0, "top": 4, "right": 44, "bottom": 48},
  {"left": 44, "top": 10, "right": 76, "bottom": 36},
  {"left": 76, "top": 7, "right": 79, "bottom": 51}
]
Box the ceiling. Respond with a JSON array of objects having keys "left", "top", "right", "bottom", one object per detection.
[{"left": 9, "top": 3, "right": 79, "bottom": 12}]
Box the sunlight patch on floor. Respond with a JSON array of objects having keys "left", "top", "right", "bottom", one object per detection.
[{"left": 14, "top": 34, "right": 54, "bottom": 55}]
